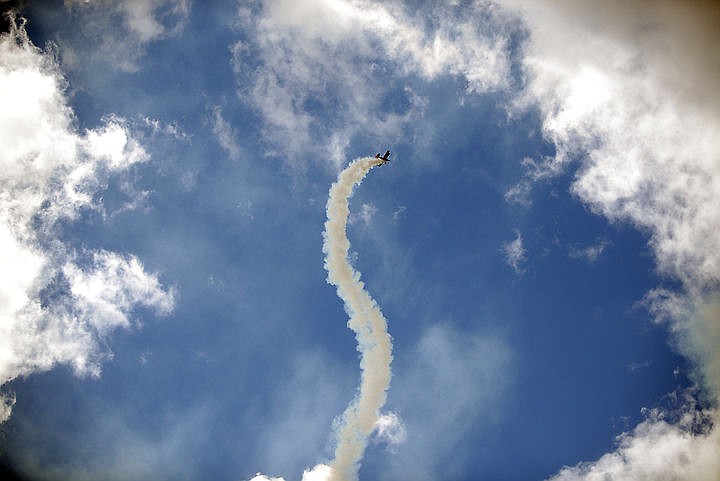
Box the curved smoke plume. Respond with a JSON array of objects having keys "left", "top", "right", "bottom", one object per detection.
[{"left": 321, "top": 156, "right": 393, "bottom": 481}]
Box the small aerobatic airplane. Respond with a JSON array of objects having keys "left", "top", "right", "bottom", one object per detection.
[{"left": 375, "top": 150, "right": 391, "bottom": 165}]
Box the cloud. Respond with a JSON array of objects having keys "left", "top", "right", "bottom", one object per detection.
[
  {"left": 505, "top": 0, "right": 720, "bottom": 288},
  {"left": 371, "top": 412, "right": 407, "bottom": 450},
  {"left": 547, "top": 410, "right": 720, "bottom": 481},
  {"left": 568, "top": 239, "right": 610, "bottom": 263},
  {"left": 209, "top": 104, "right": 242, "bottom": 161},
  {"left": 9, "top": 398, "right": 214, "bottom": 481},
  {"left": 391, "top": 206, "right": 406, "bottom": 221},
  {"left": 0, "top": 392, "right": 15, "bottom": 423},
  {"left": 249, "top": 351, "right": 353, "bottom": 480},
  {"left": 251, "top": 324, "right": 514, "bottom": 481},
  {"left": 627, "top": 360, "right": 652, "bottom": 373},
  {"left": 248, "top": 464, "right": 333, "bottom": 481},
  {"left": 233, "top": 0, "right": 511, "bottom": 167},
  {"left": 500, "top": 0, "right": 720, "bottom": 390},
  {"left": 496, "top": 1, "right": 720, "bottom": 479},
  {"left": 381, "top": 323, "right": 514, "bottom": 480},
  {"left": 501, "top": 230, "right": 526, "bottom": 274},
  {"left": 644, "top": 290, "right": 720, "bottom": 406},
  {"left": 348, "top": 203, "right": 377, "bottom": 227},
  {"left": 61, "top": 0, "right": 190, "bottom": 72},
  {"left": 0, "top": 17, "right": 174, "bottom": 422}
]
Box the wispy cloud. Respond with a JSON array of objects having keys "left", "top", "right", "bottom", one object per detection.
[
  {"left": 381, "top": 322, "right": 514, "bottom": 480},
  {"left": 62, "top": 0, "right": 190, "bottom": 72},
  {"left": 209, "top": 104, "right": 242, "bottom": 161},
  {"left": 348, "top": 203, "right": 378, "bottom": 227},
  {"left": 501, "top": 230, "right": 526, "bottom": 274},
  {"left": 627, "top": 360, "right": 653, "bottom": 373},
  {"left": 232, "top": 0, "right": 511, "bottom": 167},
  {"left": 391, "top": 206, "right": 406, "bottom": 221},
  {"left": 569, "top": 238, "right": 610, "bottom": 263}
]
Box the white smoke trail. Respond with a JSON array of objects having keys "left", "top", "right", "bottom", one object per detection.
[{"left": 320, "top": 156, "right": 394, "bottom": 481}]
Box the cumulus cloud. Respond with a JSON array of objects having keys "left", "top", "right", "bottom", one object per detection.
[
  {"left": 233, "top": 0, "right": 511, "bottom": 167},
  {"left": 497, "top": 1, "right": 720, "bottom": 479},
  {"left": 547, "top": 409, "right": 720, "bottom": 481},
  {"left": 501, "top": 0, "right": 720, "bottom": 386},
  {"left": 0, "top": 17, "right": 174, "bottom": 422},
  {"left": 505, "top": 0, "right": 720, "bottom": 288}
]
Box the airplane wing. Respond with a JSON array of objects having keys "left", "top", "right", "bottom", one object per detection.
[{"left": 374, "top": 150, "right": 391, "bottom": 163}]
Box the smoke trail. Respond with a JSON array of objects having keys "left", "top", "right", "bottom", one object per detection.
[{"left": 321, "top": 156, "right": 393, "bottom": 481}]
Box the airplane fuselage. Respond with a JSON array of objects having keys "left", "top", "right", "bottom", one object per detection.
[{"left": 375, "top": 150, "right": 391, "bottom": 164}]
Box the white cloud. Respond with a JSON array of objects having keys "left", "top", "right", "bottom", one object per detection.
[
  {"left": 0, "top": 18, "right": 174, "bottom": 422},
  {"left": 141, "top": 116, "right": 188, "bottom": 140},
  {"left": 372, "top": 412, "right": 407, "bottom": 450},
  {"left": 0, "top": 392, "right": 15, "bottom": 423},
  {"left": 84, "top": 119, "right": 148, "bottom": 169},
  {"left": 569, "top": 239, "right": 610, "bottom": 263},
  {"left": 12, "top": 398, "right": 214, "bottom": 481},
  {"left": 249, "top": 475, "right": 286, "bottom": 481},
  {"left": 547, "top": 411, "right": 720, "bottom": 481},
  {"left": 209, "top": 105, "right": 242, "bottom": 161},
  {"left": 505, "top": 0, "right": 720, "bottom": 289},
  {"left": 65, "top": 251, "right": 175, "bottom": 331},
  {"left": 382, "top": 323, "right": 514, "bottom": 480},
  {"left": 500, "top": 0, "right": 720, "bottom": 394},
  {"left": 62, "top": 0, "right": 190, "bottom": 72},
  {"left": 501, "top": 230, "right": 526, "bottom": 274},
  {"left": 349, "top": 203, "right": 377, "bottom": 226},
  {"left": 496, "top": 1, "right": 720, "bottom": 479},
  {"left": 626, "top": 360, "right": 652, "bottom": 373},
  {"left": 644, "top": 290, "right": 720, "bottom": 405},
  {"left": 248, "top": 463, "right": 333, "bottom": 481},
  {"left": 249, "top": 351, "right": 353, "bottom": 481},
  {"left": 233, "top": 0, "right": 510, "bottom": 167}
]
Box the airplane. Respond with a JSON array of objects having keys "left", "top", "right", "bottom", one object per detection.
[{"left": 375, "top": 150, "right": 391, "bottom": 165}]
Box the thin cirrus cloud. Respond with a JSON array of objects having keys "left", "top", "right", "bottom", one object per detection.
[
  {"left": 0, "top": 18, "right": 175, "bottom": 422},
  {"left": 60, "top": 0, "right": 190, "bottom": 72},
  {"left": 379, "top": 323, "right": 514, "bottom": 481}
]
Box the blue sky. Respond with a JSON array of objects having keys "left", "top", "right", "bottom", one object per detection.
[{"left": 1, "top": 1, "right": 719, "bottom": 481}]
